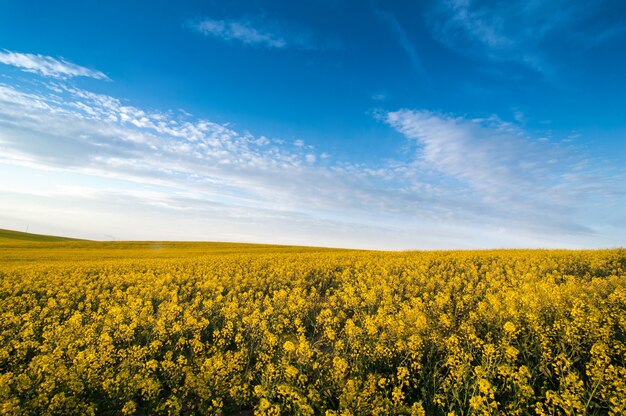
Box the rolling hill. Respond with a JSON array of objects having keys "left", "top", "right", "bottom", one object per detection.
[{"left": 0, "top": 228, "right": 84, "bottom": 242}]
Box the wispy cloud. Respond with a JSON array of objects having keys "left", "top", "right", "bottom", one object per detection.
[
  {"left": 386, "top": 110, "right": 559, "bottom": 193},
  {"left": 371, "top": 92, "right": 388, "bottom": 101},
  {"left": 0, "top": 72, "right": 622, "bottom": 248},
  {"left": 373, "top": 8, "right": 425, "bottom": 75},
  {"left": 385, "top": 109, "right": 624, "bottom": 235},
  {"left": 427, "top": 0, "right": 625, "bottom": 74},
  {"left": 187, "top": 16, "right": 329, "bottom": 50},
  {"left": 0, "top": 50, "right": 109, "bottom": 80},
  {"left": 190, "top": 18, "right": 287, "bottom": 48}
]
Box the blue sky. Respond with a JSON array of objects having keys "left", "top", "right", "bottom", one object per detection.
[{"left": 0, "top": 0, "right": 624, "bottom": 248}]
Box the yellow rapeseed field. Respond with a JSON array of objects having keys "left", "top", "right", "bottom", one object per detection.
[{"left": 0, "top": 242, "right": 625, "bottom": 415}]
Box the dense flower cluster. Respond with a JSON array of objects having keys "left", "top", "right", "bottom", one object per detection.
[{"left": 1, "top": 242, "right": 625, "bottom": 415}]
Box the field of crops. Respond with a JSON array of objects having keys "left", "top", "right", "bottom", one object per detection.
[{"left": 1, "top": 241, "right": 625, "bottom": 415}]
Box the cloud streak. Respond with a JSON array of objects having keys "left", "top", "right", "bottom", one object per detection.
[
  {"left": 190, "top": 18, "right": 287, "bottom": 49},
  {"left": 385, "top": 109, "right": 624, "bottom": 236},
  {"left": 373, "top": 8, "right": 425, "bottom": 76},
  {"left": 427, "top": 0, "right": 626, "bottom": 74},
  {"left": 0, "top": 50, "right": 109, "bottom": 80},
  {"left": 0, "top": 73, "right": 623, "bottom": 248},
  {"left": 387, "top": 110, "right": 562, "bottom": 193},
  {"left": 188, "top": 16, "right": 327, "bottom": 50}
]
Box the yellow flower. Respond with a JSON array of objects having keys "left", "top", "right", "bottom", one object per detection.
[
  {"left": 504, "top": 321, "right": 516, "bottom": 333},
  {"left": 283, "top": 340, "right": 296, "bottom": 353}
]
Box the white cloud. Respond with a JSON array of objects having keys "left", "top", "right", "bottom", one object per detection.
[
  {"left": 0, "top": 50, "right": 109, "bottom": 80},
  {"left": 386, "top": 109, "right": 552, "bottom": 193},
  {"left": 427, "top": 0, "right": 625, "bottom": 74},
  {"left": 0, "top": 76, "right": 623, "bottom": 248},
  {"left": 385, "top": 109, "right": 624, "bottom": 235},
  {"left": 188, "top": 16, "right": 328, "bottom": 50},
  {"left": 191, "top": 18, "right": 287, "bottom": 48}
]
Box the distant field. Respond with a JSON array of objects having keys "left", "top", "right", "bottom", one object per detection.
[
  {"left": 0, "top": 237, "right": 624, "bottom": 415},
  {"left": 0, "top": 228, "right": 84, "bottom": 242}
]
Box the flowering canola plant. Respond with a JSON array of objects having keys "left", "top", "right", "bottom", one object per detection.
[{"left": 0, "top": 242, "right": 625, "bottom": 415}]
